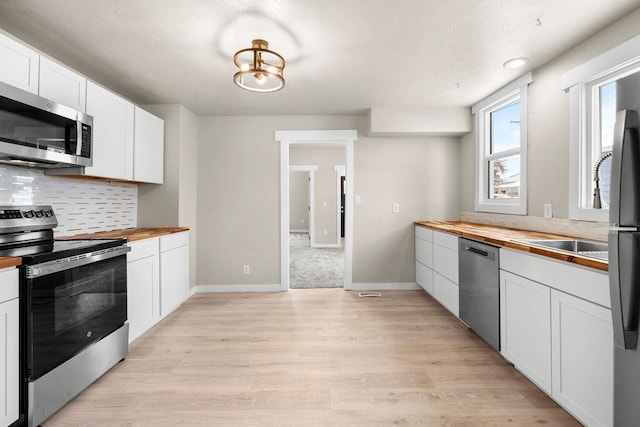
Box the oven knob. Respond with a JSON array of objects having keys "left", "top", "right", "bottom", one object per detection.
[
  {"left": 35, "top": 210, "right": 44, "bottom": 218},
  {"left": 23, "top": 210, "right": 34, "bottom": 218}
]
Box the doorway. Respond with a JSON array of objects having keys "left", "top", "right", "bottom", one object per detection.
[{"left": 276, "top": 130, "right": 357, "bottom": 291}]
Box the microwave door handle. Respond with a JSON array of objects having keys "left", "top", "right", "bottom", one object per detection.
[{"left": 76, "top": 120, "right": 83, "bottom": 156}]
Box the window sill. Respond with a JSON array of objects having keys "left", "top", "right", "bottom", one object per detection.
[
  {"left": 475, "top": 202, "right": 527, "bottom": 216},
  {"left": 568, "top": 206, "right": 609, "bottom": 223}
]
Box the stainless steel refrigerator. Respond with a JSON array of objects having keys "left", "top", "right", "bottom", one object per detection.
[{"left": 609, "top": 70, "right": 640, "bottom": 425}]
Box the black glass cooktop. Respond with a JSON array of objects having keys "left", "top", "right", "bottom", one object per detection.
[{"left": 0, "top": 238, "right": 127, "bottom": 264}]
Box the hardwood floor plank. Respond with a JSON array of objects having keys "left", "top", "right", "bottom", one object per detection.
[{"left": 43, "top": 290, "right": 580, "bottom": 426}]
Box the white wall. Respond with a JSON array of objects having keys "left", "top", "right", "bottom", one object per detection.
[
  {"left": 289, "top": 171, "right": 309, "bottom": 232},
  {"left": 196, "top": 115, "right": 460, "bottom": 286}
]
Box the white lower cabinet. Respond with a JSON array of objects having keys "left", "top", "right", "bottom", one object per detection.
[
  {"left": 500, "top": 270, "right": 552, "bottom": 393},
  {"left": 500, "top": 248, "right": 613, "bottom": 427},
  {"left": 551, "top": 289, "right": 613, "bottom": 427},
  {"left": 433, "top": 272, "right": 459, "bottom": 317},
  {"left": 414, "top": 226, "right": 459, "bottom": 317},
  {"left": 127, "top": 238, "right": 160, "bottom": 343},
  {"left": 0, "top": 268, "right": 19, "bottom": 427},
  {"left": 160, "top": 232, "right": 190, "bottom": 317}
]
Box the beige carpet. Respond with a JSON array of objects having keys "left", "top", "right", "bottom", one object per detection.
[{"left": 289, "top": 232, "right": 344, "bottom": 288}]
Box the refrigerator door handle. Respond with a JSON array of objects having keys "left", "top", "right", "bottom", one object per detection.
[{"left": 610, "top": 231, "right": 640, "bottom": 349}]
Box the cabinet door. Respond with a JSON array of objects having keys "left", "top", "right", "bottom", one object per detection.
[
  {"left": 500, "top": 270, "right": 552, "bottom": 393},
  {"left": 127, "top": 254, "right": 160, "bottom": 343},
  {"left": 551, "top": 289, "right": 613, "bottom": 427},
  {"left": 0, "top": 32, "right": 39, "bottom": 93},
  {"left": 433, "top": 271, "right": 459, "bottom": 317},
  {"left": 38, "top": 56, "right": 86, "bottom": 112},
  {"left": 0, "top": 298, "right": 19, "bottom": 426},
  {"left": 85, "top": 81, "right": 134, "bottom": 180},
  {"left": 416, "top": 260, "right": 434, "bottom": 295},
  {"left": 433, "top": 243, "right": 458, "bottom": 284},
  {"left": 160, "top": 244, "right": 189, "bottom": 316},
  {"left": 134, "top": 106, "right": 164, "bottom": 184}
]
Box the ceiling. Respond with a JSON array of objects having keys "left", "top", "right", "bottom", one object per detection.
[{"left": 0, "top": 0, "right": 638, "bottom": 116}]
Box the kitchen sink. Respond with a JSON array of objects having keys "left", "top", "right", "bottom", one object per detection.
[{"left": 514, "top": 239, "right": 608, "bottom": 261}]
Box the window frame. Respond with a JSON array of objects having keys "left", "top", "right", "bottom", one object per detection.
[
  {"left": 564, "top": 34, "right": 640, "bottom": 222},
  {"left": 472, "top": 72, "right": 532, "bottom": 215}
]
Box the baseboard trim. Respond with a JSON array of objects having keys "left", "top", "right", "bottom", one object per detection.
[
  {"left": 188, "top": 286, "right": 198, "bottom": 297},
  {"left": 311, "top": 243, "right": 341, "bottom": 248},
  {"left": 197, "top": 284, "right": 283, "bottom": 293},
  {"left": 346, "top": 282, "right": 421, "bottom": 291},
  {"left": 290, "top": 229, "right": 309, "bottom": 233}
]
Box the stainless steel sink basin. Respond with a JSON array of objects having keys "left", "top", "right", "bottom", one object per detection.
[{"left": 514, "top": 239, "right": 608, "bottom": 261}]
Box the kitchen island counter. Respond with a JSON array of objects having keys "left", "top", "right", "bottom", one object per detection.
[{"left": 415, "top": 221, "right": 608, "bottom": 272}]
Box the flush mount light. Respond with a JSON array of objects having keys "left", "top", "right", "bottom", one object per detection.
[
  {"left": 503, "top": 57, "right": 530, "bottom": 69},
  {"left": 233, "top": 39, "right": 285, "bottom": 93}
]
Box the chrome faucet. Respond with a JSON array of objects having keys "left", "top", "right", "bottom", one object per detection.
[{"left": 593, "top": 151, "right": 613, "bottom": 209}]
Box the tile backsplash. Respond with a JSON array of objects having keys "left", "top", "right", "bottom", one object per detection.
[{"left": 0, "top": 164, "right": 136, "bottom": 236}]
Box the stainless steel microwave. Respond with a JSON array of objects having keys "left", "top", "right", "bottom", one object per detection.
[{"left": 0, "top": 80, "right": 92, "bottom": 168}]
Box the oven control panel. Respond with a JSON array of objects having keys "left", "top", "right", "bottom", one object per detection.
[{"left": 0, "top": 205, "right": 58, "bottom": 233}]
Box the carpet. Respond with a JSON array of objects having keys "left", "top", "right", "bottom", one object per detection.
[{"left": 289, "top": 232, "right": 344, "bottom": 288}]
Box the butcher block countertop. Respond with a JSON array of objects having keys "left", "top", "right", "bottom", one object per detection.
[
  {"left": 415, "top": 221, "right": 608, "bottom": 272},
  {"left": 59, "top": 227, "right": 189, "bottom": 242},
  {"left": 0, "top": 257, "right": 21, "bottom": 269},
  {"left": 0, "top": 227, "right": 188, "bottom": 269}
]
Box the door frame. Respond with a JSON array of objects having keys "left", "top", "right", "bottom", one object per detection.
[
  {"left": 276, "top": 130, "right": 357, "bottom": 291},
  {"left": 289, "top": 165, "right": 317, "bottom": 245}
]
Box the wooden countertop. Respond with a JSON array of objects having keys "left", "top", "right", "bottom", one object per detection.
[
  {"left": 0, "top": 228, "right": 188, "bottom": 268},
  {"left": 415, "top": 221, "right": 608, "bottom": 272},
  {"left": 59, "top": 227, "right": 189, "bottom": 242},
  {"left": 0, "top": 257, "right": 21, "bottom": 269}
]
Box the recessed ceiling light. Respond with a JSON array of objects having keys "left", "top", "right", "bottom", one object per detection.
[{"left": 503, "top": 57, "right": 530, "bottom": 69}]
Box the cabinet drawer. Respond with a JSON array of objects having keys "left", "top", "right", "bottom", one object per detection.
[
  {"left": 433, "top": 230, "right": 458, "bottom": 251},
  {"left": 433, "top": 245, "right": 458, "bottom": 284},
  {"left": 127, "top": 238, "right": 159, "bottom": 263},
  {"left": 0, "top": 268, "right": 18, "bottom": 303},
  {"left": 415, "top": 226, "right": 433, "bottom": 242},
  {"left": 416, "top": 261, "right": 434, "bottom": 295},
  {"left": 415, "top": 236, "right": 433, "bottom": 268},
  {"left": 160, "top": 231, "right": 188, "bottom": 252},
  {"left": 434, "top": 272, "right": 459, "bottom": 317}
]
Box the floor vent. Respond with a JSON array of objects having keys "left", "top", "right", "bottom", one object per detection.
[{"left": 358, "top": 292, "right": 382, "bottom": 298}]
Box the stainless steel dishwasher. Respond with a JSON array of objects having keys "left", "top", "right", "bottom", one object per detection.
[{"left": 458, "top": 238, "right": 500, "bottom": 351}]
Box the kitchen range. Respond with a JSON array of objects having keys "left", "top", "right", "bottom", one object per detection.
[{"left": 0, "top": 205, "right": 130, "bottom": 427}]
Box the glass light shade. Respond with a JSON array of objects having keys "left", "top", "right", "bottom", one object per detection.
[{"left": 233, "top": 39, "right": 285, "bottom": 93}]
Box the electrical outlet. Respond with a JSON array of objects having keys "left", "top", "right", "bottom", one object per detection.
[
  {"left": 544, "top": 204, "right": 553, "bottom": 219},
  {"left": 354, "top": 195, "right": 361, "bottom": 205},
  {"left": 323, "top": 229, "right": 328, "bottom": 235},
  {"left": 243, "top": 265, "right": 251, "bottom": 275},
  {"left": 392, "top": 203, "right": 400, "bottom": 213}
]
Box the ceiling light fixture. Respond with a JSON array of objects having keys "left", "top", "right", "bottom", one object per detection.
[
  {"left": 503, "top": 57, "right": 530, "bottom": 69},
  {"left": 233, "top": 39, "right": 285, "bottom": 93}
]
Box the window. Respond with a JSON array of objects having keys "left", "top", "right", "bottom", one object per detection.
[
  {"left": 472, "top": 73, "right": 532, "bottom": 215},
  {"left": 563, "top": 34, "right": 640, "bottom": 221}
]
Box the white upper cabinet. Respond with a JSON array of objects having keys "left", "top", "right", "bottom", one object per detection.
[
  {"left": 38, "top": 56, "right": 86, "bottom": 112},
  {"left": 85, "top": 81, "right": 134, "bottom": 180},
  {"left": 0, "top": 31, "right": 39, "bottom": 93},
  {"left": 134, "top": 106, "right": 164, "bottom": 184}
]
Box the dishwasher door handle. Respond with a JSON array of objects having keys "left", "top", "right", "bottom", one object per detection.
[{"left": 463, "top": 244, "right": 497, "bottom": 261}]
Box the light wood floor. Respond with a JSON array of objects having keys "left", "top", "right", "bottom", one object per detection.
[{"left": 44, "top": 290, "right": 580, "bottom": 426}]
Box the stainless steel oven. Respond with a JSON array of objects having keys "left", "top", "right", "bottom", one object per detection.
[{"left": 0, "top": 205, "right": 129, "bottom": 427}]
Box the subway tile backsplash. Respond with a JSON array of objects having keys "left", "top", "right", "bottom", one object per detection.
[{"left": 0, "top": 164, "right": 136, "bottom": 236}]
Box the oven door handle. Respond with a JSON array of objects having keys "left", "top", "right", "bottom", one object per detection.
[{"left": 26, "top": 245, "right": 131, "bottom": 278}]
